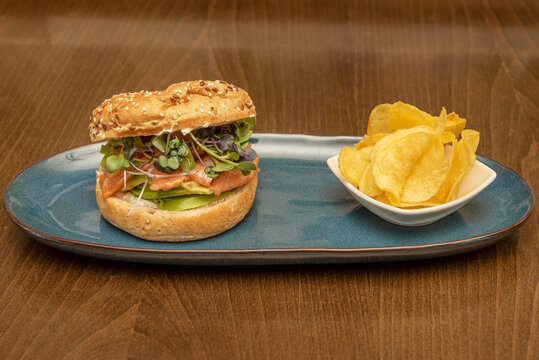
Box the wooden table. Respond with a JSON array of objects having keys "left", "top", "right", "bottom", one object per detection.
[{"left": 1, "top": 0, "right": 537, "bottom": 358}]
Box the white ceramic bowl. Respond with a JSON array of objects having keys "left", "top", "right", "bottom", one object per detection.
[{"left": 327, "top": 155, "right": 496, "bottom": 226}]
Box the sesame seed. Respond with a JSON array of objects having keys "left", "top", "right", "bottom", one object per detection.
[
  {"left": 115, "top": 114, "right": 120, "bottom": 120},
  {"left": 173, "top": 114, "right": 178, "bottom": 120},
  {"left": 125, "top": 106, "right": 129, "bottom": 110},
  {"left": 177, "top": 110, "right": 181, "bottom": 116},
  {"left": 142, "top": 107, "right": 146, "bottom": 112},
  {"left": 160, "top": 113, "right": 165, "bottom": 118}
]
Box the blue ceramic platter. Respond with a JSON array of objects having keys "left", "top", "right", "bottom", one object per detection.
[{"left": 3, "top": 134, "right": 534, "bottom": 265}]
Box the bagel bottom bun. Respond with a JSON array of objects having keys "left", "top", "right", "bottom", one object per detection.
[{"left": 96, "top": 175, "right": 258, "bottom": 242}]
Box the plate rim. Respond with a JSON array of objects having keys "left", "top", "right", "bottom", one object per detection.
[{"left": 2, "top": 134, "right": 536, "bottom": 256}]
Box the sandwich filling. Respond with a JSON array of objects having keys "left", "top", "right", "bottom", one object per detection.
[{"left": 97, "top": 116, "right": 258, "bottom": 215}]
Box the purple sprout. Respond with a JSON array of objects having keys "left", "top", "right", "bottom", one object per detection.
[
  {"left": 216, "top": 133, "right": 235, "bottom": 151},
  {"left": 239, "top": 147, "right": 257, "bottom": 162}
]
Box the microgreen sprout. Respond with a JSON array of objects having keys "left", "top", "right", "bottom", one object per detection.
[
  {"left": 153, "top": 136, "right": 195, "bottom": 173},
  {"left": 127, "top": 174, "right": 150, "bottom": 217}
]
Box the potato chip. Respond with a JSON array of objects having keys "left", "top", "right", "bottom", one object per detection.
[
  {"left": 338, "top": 146, "right": 372, "bottom": 187},
  {"left": 366, "top": 103, "right": 392, "bottom": 135},
  {"left": 436, "top": 109, "right": 456, "bottom": 143},
  {"left": 401, "top": 138, "right": 449, "bottom": 203},
  {"left": 387, "top": 103, "right": 465, "bottom": 139},
  {"left": 373, "top": 192, "right": 392, "bottom": 205},
  {"left": 434, "top": 130, "right": 480, "bottom": 202},
  {"left": 388, "top": 101, "right": 437, "bottom": 131},
  {"left": 372, "top": 126, "right": 436, "bottom": 202},
  {"left": 354, "top": 133, "right": 388, "bottom": 149},
  {"left": 444, "top": 112, "right": 466, "bottom": 137},
  {"left": 441, "top": 131, "right": 455, "bottom": 144},
  {"left": 446, "top": 130, "right": 479, "bottom": 200},
  {"left": 359, "top": 163, "right": 382, "bottom": 197},
  {"left": 370, "top": 125, "right": 433, "bottom": 163},
  {"left": 387, "top": 197, "right": 443, "bottom": 209},
  {"left": 434, "top": 107, "right": 447, "bottom": 133}
]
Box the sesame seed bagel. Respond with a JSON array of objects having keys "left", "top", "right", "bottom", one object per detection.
[
  {"left": 89, "top": 80, "right": 256, "bottom": 142},
  {"left": 95, "top": 173, "right": 258, "bottom": 242}
]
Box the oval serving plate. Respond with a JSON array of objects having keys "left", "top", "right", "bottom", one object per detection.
[{"left": 3, "top": 134, "right": 535, "bottom": 265}]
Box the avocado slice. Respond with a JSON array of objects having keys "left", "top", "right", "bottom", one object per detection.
[
  {"left": 155, "top": 191, "right": 233, "bottom": 211},
  {"left": 130, "top": 180, "right": 212, "bottom": 200},
  {"left": 124, "top": 175, "right": 148, "bottom": 191}
]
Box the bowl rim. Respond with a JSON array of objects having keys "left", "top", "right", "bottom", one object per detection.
[{"left": 326, "top": 154, "right": 497, "bottom": 216}]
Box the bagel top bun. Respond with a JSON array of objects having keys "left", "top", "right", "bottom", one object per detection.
[{"left": 89, "top": 80, "right": 256, "bottom": 142}]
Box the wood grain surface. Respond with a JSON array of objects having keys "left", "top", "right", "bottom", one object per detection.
[{"left": 0, "top": 0, "right": 537, "bottom": 359}]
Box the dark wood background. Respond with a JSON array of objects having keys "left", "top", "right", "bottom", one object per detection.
[{"left": 0, "top": 0, "right": 537, "bottom": 358}]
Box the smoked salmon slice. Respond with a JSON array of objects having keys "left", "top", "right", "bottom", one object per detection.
[
  {"left": 150, "top": 157, "right": 214, "bottom": 190},
  {"left": 149, "top": 172, "right": 189, "bottom": 191},
  {"left": 100, "top": 170, "right": 133, "bottom": 199},
  {"left": 99, "top": 159, "right": 153, "bottom": 199},
  {"left": 186, "top": 159, "right": 214, "bottom": 187}
]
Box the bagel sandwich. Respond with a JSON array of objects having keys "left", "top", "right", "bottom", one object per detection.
[{"left": 88, "top": 80, "right": 259, "bottom": 242}]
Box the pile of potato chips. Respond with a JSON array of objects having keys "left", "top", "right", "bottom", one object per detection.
[{"left": 339, "top": 101, "right": 480, "bottom": 208}]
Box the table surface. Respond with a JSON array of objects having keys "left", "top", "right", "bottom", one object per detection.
[{"left": 0, "top": 0, "right": 537, "bottom": 358}]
